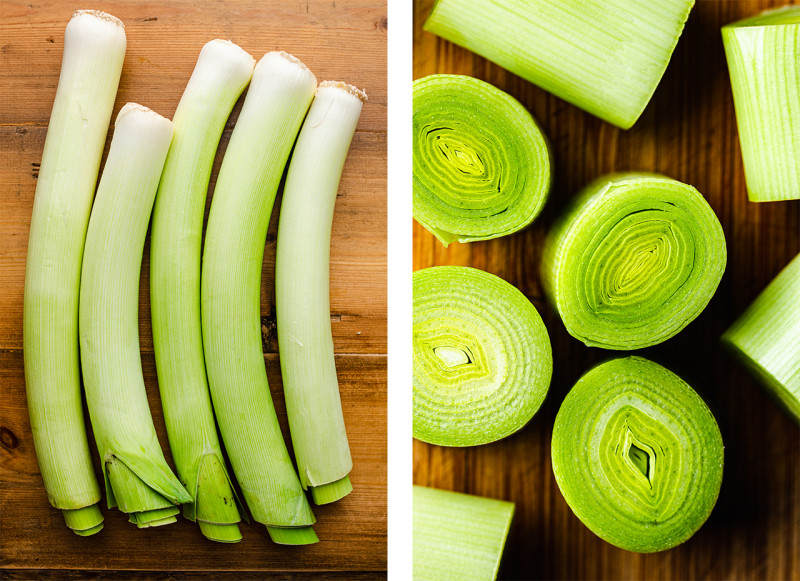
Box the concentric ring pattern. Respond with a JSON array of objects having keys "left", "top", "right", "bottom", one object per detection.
[
  {"left": 413, "top": 266, "right": 552, "bottom": 446},
  {"left": 541, "top": 173, "right": 726, "bottom": 350},
  {"left": 552, "top": 356, "right": 724, "bottom": 553},
  {"left": 413, "top": 74, "right": 552, "bottom": 246}
]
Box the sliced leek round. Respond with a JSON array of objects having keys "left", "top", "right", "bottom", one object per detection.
[
  {"left": 413, "top": 74, "right": 551, "bottom": 246},
  {"left": 413, "top": 266, "right": 552, "bottom": 446},
  {"left": 552, "top": 356, "right": 724, "bottom": 553}
]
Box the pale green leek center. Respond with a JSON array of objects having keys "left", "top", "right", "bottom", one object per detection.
[{"left": 434, "top": 345, "right": 472, "bottom": 368}]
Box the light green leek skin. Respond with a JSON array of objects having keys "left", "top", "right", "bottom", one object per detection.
[
  {"left": 723, "top": 7, "right": 800, "bottom": 202},
  {"left": 23, "top": 9, "right": 126, "bottom": 535},
  {"left": 552, "top": 356, "right": 724, "bottom": 553},
  {"left": 201, "top": 51, "right": 318, "bottom": 543},
  {"left": 79, "top": 103, "right": 192, "bottom": 526},
  {"left": 413, "top": 266, "right": 552, "bottom": 447},
  {"left": 412, "top": 74, "right": 551, "bottom": 246},
  {"left": 413, "top": 486, "right": 514, "bottom": 581},
  {"left": 150, "top": 39, "right": 255, "bottom": 543},
  {"left": 424, "top": 0, "right": 694, "bottom": 129},
  {"left": 541, "top": 173, "right": 726, "bottom": 350},
  {"left": 276, "top": 82, "right": 365, "bottom": 505},
  {"left": 722, "top": 253, "right": 800, "bottom": 422}
]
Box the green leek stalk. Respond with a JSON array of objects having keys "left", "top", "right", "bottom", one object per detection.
[
  {"left": 424, "top": 0, "right": 694, "bottom": 129},
  {"left": 722, "top": 253, "right": 800, "bottom": 422},
  {"left": 80, "top": 103, "right": 191, "bottom": 527},
  {"left": 412, "top": 74, "right": 551, "bottom": 246},
  {"left": 723, "top": 6, "right": 800, "bottom": 201},
  {"left": 541, "top": 173, "right": 726, "bottom": 350},
  {"left": 552, "top": 356, "right": 724, "bottom": 553},
  {"left": 150, "top": 39, "right": 255, "bottom": 543},
  {"left": 201, "top": 51, "right": 318, "bottom": 545},
  {"left": 413, "top": 266, "right": 552, "bottom": 447},
  {"left": 23, "top": 9, "right": 126, "bottom": 536},
  {"left": 413, "top": 486, "right": 514, "bottom": 581},
  {"left": 275, "top": 81, "right": 366, "bottom": 505}
]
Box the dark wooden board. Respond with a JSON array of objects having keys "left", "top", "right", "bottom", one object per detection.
[
  {"left": 413, "top": 0, "right": 800, "bottom": 579},
  {"left": 0, "top": 0, "right": 386, "bottom": 576}
]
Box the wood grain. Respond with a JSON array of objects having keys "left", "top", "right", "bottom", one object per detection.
[
  {"left": 413, "top": 0, "right": 800, "bottom": 579},
  {"left": 0, "top": 0, "right": 386, "bottom": 576}
]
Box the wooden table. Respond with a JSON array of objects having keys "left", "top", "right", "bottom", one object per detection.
[
  {"left": 0, "top": 1, "right": 387, "bottom": 578},
  {"left": 413, "top": 0, "right": 799, "bottom": 579}
]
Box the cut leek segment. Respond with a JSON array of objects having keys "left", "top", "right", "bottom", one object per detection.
[
  {"left": 541, "top": 173, "right": 726, "bottom": 350},
  {"left": 276, "top": 81, "right": 366, "bottom": 505},
  {"left": 423, "top": 0, "right": 694, "bottom": 129},
  {"left": 23, "top": 9, "right": 126, "bottom": 535},
  {"left": 723, "top": 6, "right": 800, "bottom": 201},
  {"left": 413, "top": 266, "right": 552, "bottom": 446},
  {"left": 150, "top": 39, "right": 254, "bottom": 542},
  {"left": 413, "top": 486, "right": 514, "bottom": 581},
  {"left": 722, "top": 253, "right": 800, "bottom": 422},
  {"left": 412, "top": 74, "right": 551, "bottom": 246},
  {"left": 201, "top": 51, "right": 318, "bottom": 542},
  {"left": 79, "top": 103, "right": 191, "bottom": 526},
  {"left": 552, "top": 356, "right": 724, "bottom": 553}
]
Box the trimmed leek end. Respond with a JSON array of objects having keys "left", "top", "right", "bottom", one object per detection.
[
  {"left": 193, "top": 453, "right": 242, "bottom": 542},
  {"left": 413, "top": 486, "right": 514, "bottom": 581},
  {"left": 311, "top": 475, "right": 353, "bottom": 505},
  {"left": 62, "top": 505, "right": 103, "bottom": 535},
  {"left": 723, "top": 6, "right": 800, "bottom": 201},
  {"left": 423, "top": 0, "right": 694, "bottom": 129},
  {"left": 198, "top": 521, "right": 242, "bottom": 543},
  {"left": 722, "top": 253, "right": 800, "bottom": 422},
  {"left": 267, "top": 526, "right": 320, "bottom": 546},
  {"left": 129, "top": 506, "right": 180, "bottom": 528}
]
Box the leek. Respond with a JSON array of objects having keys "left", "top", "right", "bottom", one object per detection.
[
  {"left": 150, "top": 40, "right": 255, "bottom": 542},
  {"left": 23, "top": 9, "right": 126, "bottom": 535},
  {"left": 552, "top": 356, "right": 724, "bottom": 553},
  {"left": 722, "top": 6, "right": 800, "bottom": 201},
  {"left": 413, "top": 486, "right": 514, "bottom": 581},
  {"left": 412, "top": 74, "right": 551, "bottom": 246},
  {"left": 413, "top": 266, "right": 552, "bottom": 447},
  {"left": 541, "top": 173, "right": 726, "bottom": 350},
  {"left": 275, "top": 81, "right": 366, "bottom": 505},
  {"left": 722, "top": 253, "right": 800, "bottom": 422},
  {"left": 79, "top": 103, "right": 191, "bottom": 527},
  {"left": 201, "top": 51, "right": 318, "bottom": 544},
  {"left": 423, "top": 0, "right": 694, "bottom": 129}
]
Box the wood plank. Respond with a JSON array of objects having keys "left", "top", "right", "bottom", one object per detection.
[
  {"left": 3, "top": 572, "right": 386, "bottom": 581},
  {"left": 0, "top": 350, "right": 387, "bottom": 571},
  {"left": 413, "top": 0, "right": 800, "bottom": 579}
]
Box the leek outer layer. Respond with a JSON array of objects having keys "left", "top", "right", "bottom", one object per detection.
[
  {"left": 423, "top": 0, "right": 694, "bottom": 129},
  {"left": 150, "top": 39, "right": 255, "bottom": 543},
  {"left": 275, "top": 81, "right": 366, "bottom": 505},
  {"left": 722, "top": 253, "right": 800, "bottom": 422},
  {"left": 23, "top": 9, "right": 126, "bottom": 535},
  {"left": 79, "top": 104, "right": 192, "bottom": 527},
  {"left": 413, "top": 485, "right": 514, "bottom": 581},
  {"left": 413, "top": 74, "right": 551, "bottom": 246},
  {"left": 541, "top": 173, "right": 726, "bottom": 350},
  {"left": 413, "top": 266, "right": 552, "bottom": 446},
  {"left": 552, "top": 356, "right": 724, "bottom": 553},
  {"left": 723, "top": 7, "right": 800, "bottom": 202},
  {"left": 201, "top": 52, "right": 318, "bottom": 544}
]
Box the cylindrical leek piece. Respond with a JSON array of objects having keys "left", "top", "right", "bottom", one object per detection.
[
  {"left": 723, "top": 6, "right": 800, "bottom": 202},
  {"left": 413, "top": 74, "right": 551, "bottom": 246},
  {"left": 723, "top": 253, "right": 800, "bottom": 422},
  {"left": 413, "top": 266, "right": 552, "bottom": 447},
  {"left": 150, "top": 39, "right": 255, "bottom": 543},
  {"left": 80, "top": 103, "right": 191, "bottom": 526},
  {"left": 552, "top": 356, "right": 724, "bottom": 553},
  {"left": 424, "top": 0, "right": 695, "bottom": 129},
  {"left": 413, "top": 486, "right": 514, "bottom": 581},
  {"left": 541, "top": 173, "right": 726, "bottom": 350},
  {"left": 201, "top": 52, "right": 318, "bottom": 544},
  {"left": 23, "top": 9, "right": 126, "bottom": 535},
  {"left": 275, "top": 81, "right": 366, "bottom": 505}
]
